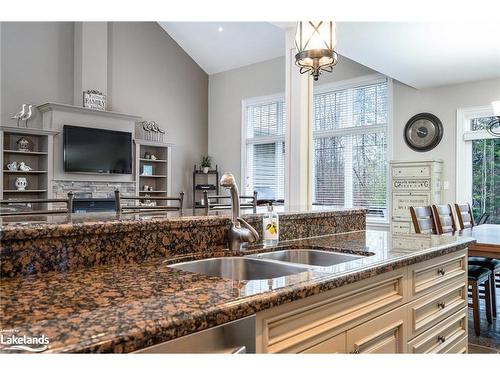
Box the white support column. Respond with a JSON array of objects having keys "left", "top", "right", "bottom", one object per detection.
[
  {"left": 284, "top": 26, "right": 313, "bottom": 208},
  {"left": 73, "top": 22, "right": 108, "bottom": 106}
]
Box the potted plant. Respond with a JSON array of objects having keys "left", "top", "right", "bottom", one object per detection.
[{"left": 201, "top": 156, "right": 212, "bottom": 173}]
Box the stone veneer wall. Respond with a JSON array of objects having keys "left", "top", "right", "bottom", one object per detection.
[{"left": 53, "top": 180, "right": 136, "bottom": 199}]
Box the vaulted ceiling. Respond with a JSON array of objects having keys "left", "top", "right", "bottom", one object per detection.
[{"left": 159, "top": 21, "right": 500, "bottom": 89}]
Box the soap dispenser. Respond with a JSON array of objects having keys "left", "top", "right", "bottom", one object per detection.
[{"left": 263, "top": 203, "right": 279, "bottom": 246}]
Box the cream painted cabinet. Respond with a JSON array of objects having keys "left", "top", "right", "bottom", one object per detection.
[
  {"left": 301, "top": 333, "right": 346, "bottom": 354},
  {"left": 390, "top": 160, "right": 443, "bottom": 234},
  {"left": 346, "top": 306, "right": 407, "bottom": 354},
  {"left": 255, "top": 249, "right": 468, "bottom": 354}
]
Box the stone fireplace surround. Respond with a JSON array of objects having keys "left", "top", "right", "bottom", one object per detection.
[{"left": 38, "top": 102, "right": 143, "bottom": 200}]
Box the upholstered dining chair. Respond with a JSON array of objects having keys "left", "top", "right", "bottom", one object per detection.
[
  {"left": 454, "top": 203, "right": 475, "bottom": 230},
  {"left": 0, "top": 192, "right": 74, "bottom": 216},
  {"left": 431, "top": 204, "right": 494, "bottom": 335},
  {"left": 202, "top": 190, "right": 258, "bottom": 215},
  {"left": 432, "top": 204, "right": 457, "bottom": 234},
  {"left": 456, "top": 202, "right": 500, "bottom": 320},
  {"left": 114, "top": 190, "right": 184, "bottom": 213},
  {"left": 409, "top": 206, "right": 437, "bottom": 234}
]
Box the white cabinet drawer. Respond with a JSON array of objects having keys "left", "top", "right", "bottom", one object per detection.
[
  {"left": 392, "top": 193, "right": 431, "bottom": 220},
  {"left": 392, "top": 179, "right": 431, "bottom": 192},
  {"left": 300, "top": 332, "right": 346, "bottom": 354},
  {"left": 346, "top": 305, "right": 407, "bottom": 354},
  {"left": 408, "top": 251, "right": 467, "bottom": 299},
  {"left": 392, "top": 166, "right": 431, "bottom": 178},
  {"left": 407, "top": 307, "right": 467, "bottom": 353},
  {"left": 443, "top": 336, "right": 467, "bottom": 353},
  {"left": 407, "top": 280, "right": 467, "bottom": 339},
  {"left": 256, "top": 269, "right": 406, "bottom": 353},
  {"left": 391, "top": 221, "right": 412, "bottom": 234}
]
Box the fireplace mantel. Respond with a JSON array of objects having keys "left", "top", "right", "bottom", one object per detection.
[{"left": 38, "top": 102, "right": 142, "bottom": 121}]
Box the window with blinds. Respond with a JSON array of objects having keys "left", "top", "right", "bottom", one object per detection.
[
  {"left": 243, "top": 97, "right": 285, "bottom": 201},
  {"left": 467, "top": 116, "right": 499, "bottom": 224},
  {"left": 312, "top": 78, "right": 389, "bottom": 218}
]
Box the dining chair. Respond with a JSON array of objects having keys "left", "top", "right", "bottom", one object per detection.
[
  {"left": 468, "top": 265, "right": 493, "bottom": 336},
  {"left": 202, "top": 190, "right": 257, "bottom": 214},
  {"left": 454, "top": 203, "right": 475, "bottom": 230},
  {"left": 0, "top": 192, "right": 74, "bottom": 216},
  {"left": 115, "top": 190, "right": 184, "bottom": 213},
  {"left": 409, "top": 206, "right": 437, "bottom": 234},
  {"left": 432, "top": 204, "right": 457, "bottom": 234},
  {"left": 456, "top": 203, "right": 500, "bottom": 318},
  {"left": 433, "top": 204, "right": 494, "bottom": 334}
]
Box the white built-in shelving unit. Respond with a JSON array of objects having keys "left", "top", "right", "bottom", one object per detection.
[{"left": 0, "top": 126, "right": 58, "bottom": 208}]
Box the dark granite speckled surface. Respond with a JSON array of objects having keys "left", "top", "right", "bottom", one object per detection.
[
  {"left": 0, "top": 207, "right": 366, "bottom": 278},
  {"left": 0, "top": 229, "right": 475, "bottom": 353}
]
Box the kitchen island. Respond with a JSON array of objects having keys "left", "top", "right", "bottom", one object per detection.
[{"left": 0, "top": 208, "right": 474, "bottom": 353}]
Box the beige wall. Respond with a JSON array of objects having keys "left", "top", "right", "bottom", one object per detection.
[
  {"left": 0, "top": 22, "right": 208, "bottom": 206},
  {"left": 0, "top": 22, "right": 74, "bottom": 126},
  {"left": 208, "top": 53, "right": 500, "bottom": 206},
  {"left": 107, "top": 22, "right": 208, "bottom": 205},
  {"left": 208, "top": 56, "right": 285, "bottom": 186},
  {"left": 393, "top": 78, "right": 500, "bottom": 203}
]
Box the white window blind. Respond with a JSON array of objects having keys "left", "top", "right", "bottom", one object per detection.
[
  {"left": 312, "top": 78, "right": 388, "bottom": 218},
  {"left": 243, "top": 97, "right": 285, "bottom": 201}
]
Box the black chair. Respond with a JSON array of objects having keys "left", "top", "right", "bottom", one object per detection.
[
  {"left": 468, "top": 265, "right": 494, "bottom": 336},
  {"left": 468, "top": 257, "right": 500, "bottom": 318},
  {"left": 455, "top": 203, "right": 499, "bottom": 318}
]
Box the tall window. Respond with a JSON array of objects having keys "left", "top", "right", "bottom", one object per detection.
[
  {"left": 459, "top": 112, "right": 499, "bottom": 223},
  {"left": 242, "top": 96, "right": 285, "bottom": 201},
  {"left": 312, "top": 77, "right": 389, "bottom": 219}
]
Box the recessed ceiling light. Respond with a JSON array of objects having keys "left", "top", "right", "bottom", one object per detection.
[{"left": 218, "top": 26, "right": 223, "bottom": 32}]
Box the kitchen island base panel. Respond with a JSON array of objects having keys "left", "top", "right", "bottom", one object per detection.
[{"left": 255, "top": 249, "right": 468, "bottom": 354}]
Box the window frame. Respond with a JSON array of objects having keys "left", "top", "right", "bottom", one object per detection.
[
  {"left": 456, "top": 105, "right": 497, "bottom": 205},
  {"left": 311, "top": 73, "right": 393, "bottom": 224},
  {"left": 241, "top": 93, "right": 286, "bottom": 198}
]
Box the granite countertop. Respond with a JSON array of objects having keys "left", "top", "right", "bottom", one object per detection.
[
  {"left": 0, "top": 229, "right": 475, "bottom": 353},
  {"left": 0, "top": 206, "right": 365, "bottom": 241}
]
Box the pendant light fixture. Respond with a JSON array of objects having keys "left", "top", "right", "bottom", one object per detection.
[{"left": 295, "top": 21, "right": 338, "bottom": 81}]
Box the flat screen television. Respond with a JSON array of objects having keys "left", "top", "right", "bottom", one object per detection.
[{"left": 63, "top": 125, "right": 132, "bottom": 174}]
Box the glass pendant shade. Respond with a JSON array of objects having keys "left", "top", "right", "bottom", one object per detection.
[{"left": 295, "top": 21, "right": 338, "bottom": 81}]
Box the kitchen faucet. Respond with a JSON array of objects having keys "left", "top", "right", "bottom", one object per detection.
[{"left": 220, "top": 173, "right": 260, "bottom": 251}]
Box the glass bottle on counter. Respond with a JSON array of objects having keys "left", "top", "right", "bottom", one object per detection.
[{"left": 263, "top": 203, "right": 279, "bottom": 246}]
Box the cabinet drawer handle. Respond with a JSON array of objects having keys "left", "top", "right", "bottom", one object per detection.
[
  {"left": 437, "top": 336, "right": 446, "bottom": 343},
  {"left": 437, "top": 302, "right": 446, "bottom": 309},
  {"left": 437, "top": 268, "right": 446, "bottom": 276}
]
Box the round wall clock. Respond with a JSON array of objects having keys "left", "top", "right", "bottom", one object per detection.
[{"left": 404, "top": 113, "right": 444, "bottom": 152}]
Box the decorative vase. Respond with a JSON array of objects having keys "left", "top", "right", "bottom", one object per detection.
[
  {"left": 203, "top": 167, "right": 209, "bottom": 174},
  {"left": 7, "top": 161, "right": 18, "bottom": 171},
  {"left": 15, "top": 177, "right": 27, "bottom": 191},
  {"left": 16, "top": 137, "right": 31, "bottom": 152}
]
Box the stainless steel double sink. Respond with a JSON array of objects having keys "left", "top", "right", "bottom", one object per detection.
[{"left": 168, "top": 248, "right": 369, "bottom": 281}]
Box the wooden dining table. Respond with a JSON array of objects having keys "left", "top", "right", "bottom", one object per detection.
[{"left": 459, "top": 224, "right": 500, "bottom": 258}]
